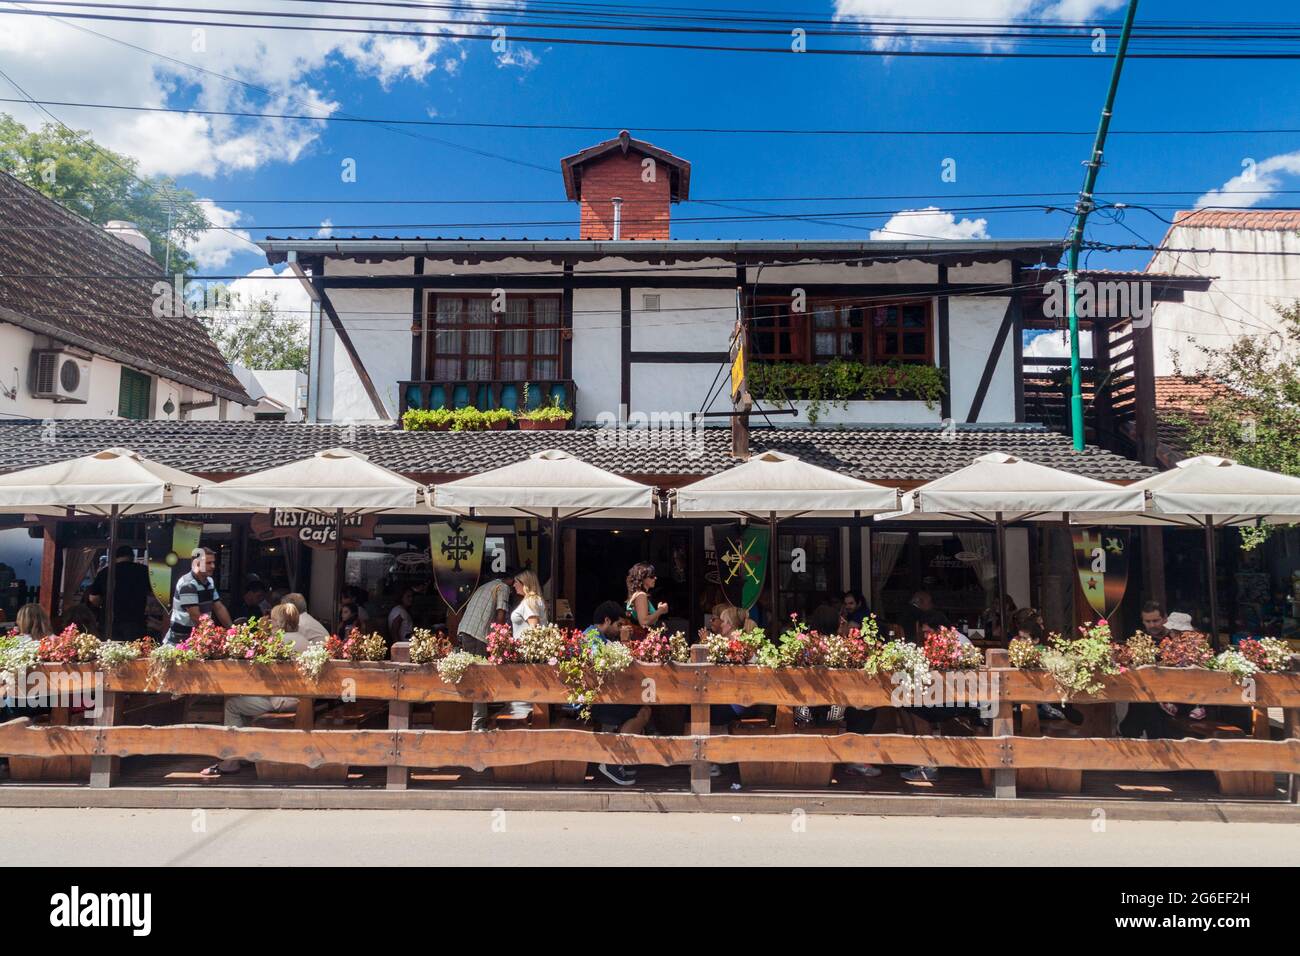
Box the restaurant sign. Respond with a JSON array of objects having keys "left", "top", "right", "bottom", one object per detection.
[
  {"left": 251, "top": 511, "right": 377, "bottom": 549},
  {"left": 1072, "top": 528, "right": 1131, "bottom": 619}
]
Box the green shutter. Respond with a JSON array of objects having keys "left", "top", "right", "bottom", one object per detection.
[{"left": 117, "top": 368, "right": 152, "bottom": 420}]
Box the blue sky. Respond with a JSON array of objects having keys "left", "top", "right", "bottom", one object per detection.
[{"left": 3, "top": 1, "right": 1299, "bottom": 293}]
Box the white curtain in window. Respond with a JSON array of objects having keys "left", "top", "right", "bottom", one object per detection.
[
  {"left": 870, "top": 532, "right": 908, "bottom": 608},
  {"left": 956, "top": 531, "right": 997, "bottom": 600}
]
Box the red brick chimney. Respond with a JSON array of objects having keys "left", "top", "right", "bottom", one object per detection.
[{"left": 560, "top": 130, "right": 691, "bottom": 240}]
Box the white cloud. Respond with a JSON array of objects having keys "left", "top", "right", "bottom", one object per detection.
[
  {"left": 1023, "top": 328, "right": 1093, "bottom": 359},
  {"left": 224, "top": 265, "right": 313, "bottom": 321},
  {"left": 0, "top": 2, "right": 536, "bottom": 179},
  {"left": 1195, "top": 151, "right": 1300, "bottom": 209},
  {"left": 834, "top": 0, "right": 1125, "bottom": 50},
  {"left": 869, "top": 206, "right": 990, "bottom": 240},
  {"left": 316, "top": 219, "right": 334, "bottom": 238},
  {"left": 183, "top": 199, "right": 253, "bottom": 269}
]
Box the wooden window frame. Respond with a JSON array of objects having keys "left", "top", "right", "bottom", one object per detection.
[
  {"left": 423, "top": 292, "right": 564, "bottom": 381},
  {"left": 750, "top": 296, "right": 934, "bottom": 365}
]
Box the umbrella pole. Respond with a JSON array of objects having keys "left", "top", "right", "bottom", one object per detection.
[
  {"left": 995, "top": 512, "right": 1008, "bottom": 642},
  {"left": 768, "top": 511, "right": 780, "bottom": 625},
  {"left": 334, "top": 508, "right": 345, "bottom": 632},
  {"left": 104, "top": 505, "right": 119, "bottom": 642},
  {"left": 549, "top": 508, "right": 560, "bottom": 608},
  {"left": 1204, "top": 515, "right": 1221, "bottom": 648}
]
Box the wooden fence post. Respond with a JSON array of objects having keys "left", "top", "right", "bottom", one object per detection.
[
  {"left": 986, "top": 649, "right": 1016, "bottom": 799},
  {"left": 689, "top": 644, "right": 711, "bottom": 795},
  {"left": 89, "top": 688, "right": 119, "bottom": 789},
  {"left": 387, "top": 642, "right": 411, "bottom": 791},
  {"left": 1285, "top": 708, "right": 1299, "bottom": 804}
]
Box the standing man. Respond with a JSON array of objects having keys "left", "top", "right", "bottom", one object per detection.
[
  {"left": 457, "top": 569, "right": 516, "bottom": 731},
  {"left": 166, "top": 548, "right": 231, "bottom": 645},
  {"left": 387, "top": 587, "right": 415, "bottom": 643},
  {"left": 87, "top": 545, "right": 152, "bottom": 641}
]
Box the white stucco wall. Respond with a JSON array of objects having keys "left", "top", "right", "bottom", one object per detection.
[
  {"left": 0, "top": 321, "right": 240, "bottom": 423},
  {"left": 1149, "top": 225, "right": 1300, "bottom": 376},
  {"left": 310, "top": 254, "right": 1026, "bottom": 426}
]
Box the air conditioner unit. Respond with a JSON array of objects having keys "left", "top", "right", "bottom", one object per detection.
[{"left": 30, "top": 350, "right": 91, "bottom": 403}]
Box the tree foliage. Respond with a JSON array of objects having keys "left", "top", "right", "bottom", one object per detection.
[
  {"left": 1172, "top": 302, "right": 1300, "bottom": 477},
  {"left": 202, "top": 291, "right": 309, "bottom": 373},
  {"left": 0, "top": 113, "right": 208, "bottom": 274}
]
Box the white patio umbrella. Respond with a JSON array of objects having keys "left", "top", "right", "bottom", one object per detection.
[
  {"left": 0, "top": 447, "right": 210, "bottom": 640},
  {"left": 1072, "top": 455, "right": 1300, "bottom": 641},
  {"left": 198, "top": 448, "right": 432, "bottom": 624},
  {"left": 880, "top": 453, "right": 1147, "bottom": 638},
  {"left": 670, "top": 451, "right": 905, "bottom": 620},
  {"left": 430, "top": 449, "right": 658, "bottom": 601}
]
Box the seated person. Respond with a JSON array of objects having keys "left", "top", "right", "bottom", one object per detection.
[
  {"left": 283, "top": 592, "right": 330, "bottom": 644},
  {"left": 387, "top": 587, "right": 415, "bottom": 644},
  {"left": 839, "top": 590, "right": 870, "bottom": 634},
  {"left": 897, "top": 591, "right": 947, "bottom": 644},
  {"left": 1120, "top": 603, "right": 1204, "bottom": 739},
  {"left": 583, "top": 600, "right": 650, "bottom": 787},
  {"left": 201, "top": 605, "right": 304, "bottom": 777}
]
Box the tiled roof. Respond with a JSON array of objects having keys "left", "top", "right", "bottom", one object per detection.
[
  {"left": 1153, "top": 375, "right": 1239, "bottom": 463},
  {"left": 0, "top": 420, "right": 1157, "bottom": 483},
  {"left": 0, "top": 172, "right": 250, "bottom": 404},
  {"left": 1171, "top": 209, "right": 1300, "bottom": 232}
]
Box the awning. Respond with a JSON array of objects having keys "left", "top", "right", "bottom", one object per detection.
[
  {"left": 430, "top": 449, "right": 657, "bottom": 519},
  {"left": 883, "top": 452, "right": 1146, "bottom": 522},
  {"left": 1075, "top": 455, "right": 1300, "bottom": 528},
  {"left": 671, "top": 451, "right": 902, "bottom": 518},
  {"left": 197, "top": 448, "right": 428, "bottom": 513},
  {"left": 0, "top": 447, "right": 208, "bottom": 516}
]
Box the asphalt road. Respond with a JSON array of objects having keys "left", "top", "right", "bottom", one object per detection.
[{"left": 1, "top": 808, "right": 1297, "bottom": 865}]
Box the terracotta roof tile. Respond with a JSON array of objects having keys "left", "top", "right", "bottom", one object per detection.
[{"left": 1172, "top": 209, "right": 1300, "bottom": 232}]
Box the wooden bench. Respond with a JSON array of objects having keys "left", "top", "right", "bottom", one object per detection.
[
  {"left": 491, "top": 705, "right": 588, "bottom": 785},
  {"left": 730, "top": 707, "right": 839, "bottom": 787},
  {"left": 1176, "top": 712, "right": 1276, "bottom": 798}
]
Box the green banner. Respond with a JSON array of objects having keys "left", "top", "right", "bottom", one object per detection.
[{"left": 713, "top": 523, "right": 770, "bottom": 612}]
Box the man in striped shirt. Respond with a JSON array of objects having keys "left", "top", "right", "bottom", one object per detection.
[
  {"left": 166, "top": 548, "right": 232, "bottom": 644},
  {"left": 457, "top": 570, "right": 516, "bottom": 730}
]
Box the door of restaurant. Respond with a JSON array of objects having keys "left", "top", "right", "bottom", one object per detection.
[{"left": 573, "top": 526, "right": 692, "bottom": 630}]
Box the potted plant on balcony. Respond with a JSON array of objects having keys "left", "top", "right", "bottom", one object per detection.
[
  {"left": 518, "top": 396, "right": 573, "bottom": 431},
  {"left": 401, "top": 407, "right": 455, "bottom": 431},
  {"left": 449, "top": 407, "right": 514, "bottom": 431}
]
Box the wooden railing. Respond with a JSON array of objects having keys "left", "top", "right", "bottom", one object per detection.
[
  {"left": 2, "top": 649, "right": 1298, "bottom": 799},
  {"left": 398, "top": 379, "right": 576, "bottom": 417}
]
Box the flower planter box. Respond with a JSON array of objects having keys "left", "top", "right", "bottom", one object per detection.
[{"left": 517, "top": 418, "right": 569, "bottom": 431}]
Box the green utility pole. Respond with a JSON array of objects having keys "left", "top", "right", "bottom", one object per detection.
[{"left": 1066, "top": 0, "right": 1140, "bottom": 450}]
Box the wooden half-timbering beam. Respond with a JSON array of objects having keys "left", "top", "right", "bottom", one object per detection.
[
  {"left": 312, "top": 277, "right": 390, "bottom": 421},
  {"left": 936, "top": 264, "right": 952, "bottom": 421}
]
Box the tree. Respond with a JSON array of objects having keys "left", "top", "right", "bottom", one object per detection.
[
  {"left": 1171, "top": 301, "right": 1300, "bottom": 547},
  {"left": 0, "top": 113, "right": 209, "bottom": 274},
  {"left": 202, "top": 291, "right": 309, "bottom": 373}
]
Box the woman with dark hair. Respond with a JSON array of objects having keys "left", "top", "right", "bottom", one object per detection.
[{"left": 625, "top": 562, "right": 668, "bottom": 629}]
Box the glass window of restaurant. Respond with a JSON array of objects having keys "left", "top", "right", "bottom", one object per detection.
[{"left": 872, "top": 530, "right": 997, "bottom": 630}]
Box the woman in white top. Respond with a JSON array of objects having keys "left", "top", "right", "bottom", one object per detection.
[{"left": 509, "top": 569, "right": 547, "bottom": 638}]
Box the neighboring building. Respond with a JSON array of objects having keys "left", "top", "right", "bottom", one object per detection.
[
  {"left": 1148, "top": 209, "right": 1300, "bottom": 377},
  {"left": 0, "top": 171, "right": 251, "bottom": 422},
  {"left": 230, "top": 366, "right": 309, "bottom": 422}
]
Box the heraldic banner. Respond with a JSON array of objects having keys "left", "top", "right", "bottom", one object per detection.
[
  {"left": 146, "top": 519, "right": 203, "bottom": 610},
  {"left": 430, "top": 519, "right": 487, "bottom": 612},
  {"left": 1072, "top": 527, "right": 1131, "bottom": 620},
  {"left": 712, "top": 522, "right": 770, "bottom": 611}
]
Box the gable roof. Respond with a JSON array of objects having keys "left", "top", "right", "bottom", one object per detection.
[
  {"left": 560, "top": 130, "right": 692, "bottom": 202},
  {"left": 0, "top": 172, "right": 250, "bottom": 404},
  {"left": 1169, "top": 209, "right": 1300, "bottom": 232}
]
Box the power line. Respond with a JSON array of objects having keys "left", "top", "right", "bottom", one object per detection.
[
  {"left": 9, "top": 7, "right": 1300, "bottom": 58},
  {"left": 6, "top": 95, "right": 1300, "bottom": 137}
]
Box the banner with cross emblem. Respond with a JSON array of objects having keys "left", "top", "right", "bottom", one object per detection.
[
  {"left": 1072, "top": 527, "right": 1130, "bottom": 620},
  {"left": 712, "top": 522, "right": 769, "bottom": 612},
  {"left": 430, "top": 519, "right": 488, "bottom": 612},
  {"left": 513, "top": 518, "right": 541, "bottom": 575}
]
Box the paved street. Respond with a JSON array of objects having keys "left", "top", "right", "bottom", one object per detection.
[{"left": 1, "top": 808, "right": 1296, "bottom": 866}]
